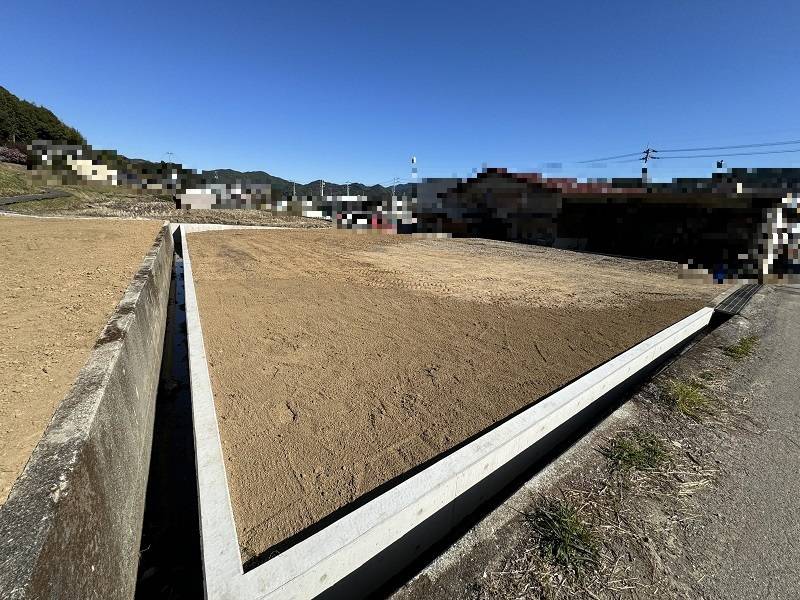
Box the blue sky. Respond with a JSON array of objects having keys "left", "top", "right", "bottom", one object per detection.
[{"left": 4, "top": 0, "right": 799, "bottom": 184}]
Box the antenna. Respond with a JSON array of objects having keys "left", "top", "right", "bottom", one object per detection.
[
  {"left": 292, "top": 181, "right": 296, "bottom": 196},
  {"left": 392, "top": 177, "right": 398, "bottom": 196},
  {"left": 320, "top": 180, "right": 324, "bottom": 197},
  {"left": 346, "top": 181, "right": 350, "bottom": 196}
]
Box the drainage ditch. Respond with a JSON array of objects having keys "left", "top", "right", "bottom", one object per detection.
[{"left": 135, "top": 232, "right": 203, "bottom": 599}]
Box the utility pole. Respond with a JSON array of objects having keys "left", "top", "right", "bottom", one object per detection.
[{"left": 640, "top": 147, "right": 656, "bottom": 184}]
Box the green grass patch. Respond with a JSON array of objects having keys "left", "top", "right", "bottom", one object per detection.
[
  {"left": 662, "top": 379, "right": 714, "bottom": 419},
  {"left": 723, "top": 335, "right": 758, "bottom": 359},
  {"left": 0, "top": 164, "right": 42, "bottom": 197},
  {"left": 600, "top": 430, "right": 668, "bottom": 471},
  {"left": 525, "top": 498, "right": 599, "bottom": 577}
]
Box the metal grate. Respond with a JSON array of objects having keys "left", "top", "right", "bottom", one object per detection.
[{"left": 715, "top": 283, "right": 762, "bottom": 316}]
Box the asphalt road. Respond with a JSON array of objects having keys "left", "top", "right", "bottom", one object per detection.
[
  {"left": 693, "top": 284, "right": 800, "bottom": 599},
  {"left": 0, "top": 190, "right": 70, "bottom": 206}
]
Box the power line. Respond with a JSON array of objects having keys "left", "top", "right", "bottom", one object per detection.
[
  {"left": 658, "top": 139, "right": 800, "bottom": 153},
  {"left": 579, "top": 137, "right": 800, "bottom": 165},
  {"left": 653, "top": 147, "right": 800, "bottom": 160},
  {"left": 577, "top": 151, "right": 643, "bottom": 163},
  {"left": 607, "top": 157, "right": 647, "bottom": 164}
]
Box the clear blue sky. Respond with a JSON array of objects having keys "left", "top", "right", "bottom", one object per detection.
[{"left": 4, "top": 0, "right": 799, "bottom": 184}]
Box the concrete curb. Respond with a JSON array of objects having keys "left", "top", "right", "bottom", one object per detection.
[
  {"left": 181, "top": 226, "right": 242, "bottom": 599},
  {"left": 0, "top": 223, "right": 174, "bottom": 600},
  {"left": 174, "top": 223, "right": 289, "bottom": 233},
  {"left": 181, "top": 225, "right": 717, "bottom": 599}
]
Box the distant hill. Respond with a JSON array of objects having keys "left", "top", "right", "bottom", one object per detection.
[
  {"left": 0, "top": 86, "right": 84, "bottom": 146},
  {"left": 201, "top": 169, "right": 413, "bottom": 197}
]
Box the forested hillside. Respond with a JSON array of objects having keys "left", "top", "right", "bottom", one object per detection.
[{"left": 0, "top": 86, "right": 84, "bottom": 146}]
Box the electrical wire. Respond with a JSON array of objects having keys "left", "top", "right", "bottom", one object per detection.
[
  {"left": 657, "top": 139, "right": 800, "bottom": 153},
  {"left": 578, "top": 137, "right": 800, "bottom": 165},
  {"left": 577, "top": 151, "right": 644, "bottom": 163},
  {"left": 653, "top": 148, "right": 800, "bottom": 160}
]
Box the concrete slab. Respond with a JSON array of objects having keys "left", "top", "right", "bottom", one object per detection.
[{"left": 0, "top": 223, "right": 173, "bottom": 599}]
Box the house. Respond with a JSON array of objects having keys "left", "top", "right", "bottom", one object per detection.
[{"left": 416, "top": 168, "right": 800, "bottom": 280}]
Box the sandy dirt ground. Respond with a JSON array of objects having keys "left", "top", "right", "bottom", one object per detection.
[
  {"left": 0, "top": 216, "right": 162, "bottom": 504},
  {"left": 187, "top": 229, "right": 725, "bottom": 563}
]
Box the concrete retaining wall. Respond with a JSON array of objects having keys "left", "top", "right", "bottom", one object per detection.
[{"left": 0, "top": 223, "right": 174, "bottom": 599}]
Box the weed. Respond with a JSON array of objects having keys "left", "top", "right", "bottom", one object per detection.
[
  {"left": 600, "top": 430, "right": 668, "bottom": 471},
  {"left": 524, "top": 498, "right": 599, "bottom": 578},
  {"left": 723, "top": 335, "right": 758, "bottom": 359},
  {"left": 663, "top": 379, "right": 714, "bottom": 419}
]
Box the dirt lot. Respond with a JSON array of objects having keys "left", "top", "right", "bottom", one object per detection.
[
  {"left": 0, "top": 216, "right": 162, "bottom": 505},
  {"left": 187, "top": 228, "right": 725, "bottom": 564}
]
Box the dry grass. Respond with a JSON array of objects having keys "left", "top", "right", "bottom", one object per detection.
[
  {"left": 483, "top": 495, "right": 614, "bottom": 600},
  {"left": 599, "top": 430, "right": 669, "bottom": 472},
  {"left": 480, "top": 414, "right": 720, "bottom": 599}
]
